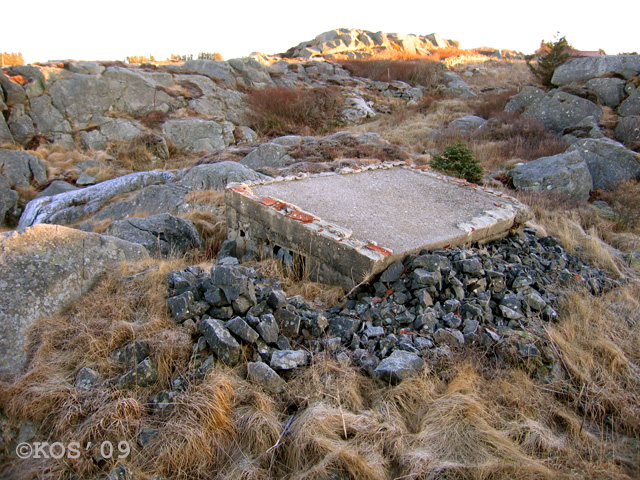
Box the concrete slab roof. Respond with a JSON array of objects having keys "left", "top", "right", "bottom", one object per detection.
[{"left": 225, "top": 163, "right": 530, "bottom": 289}]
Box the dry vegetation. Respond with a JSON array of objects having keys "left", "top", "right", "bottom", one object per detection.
[
  {"left": 1, "top": 264, "right": 638, "bottom": 479},
  {"left": 246, "top": 86, "right": 345, "bottom": 137}
]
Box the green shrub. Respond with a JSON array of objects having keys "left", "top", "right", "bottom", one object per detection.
[{"left": 430, "top": 143, "right": 483, "bottom": 182}]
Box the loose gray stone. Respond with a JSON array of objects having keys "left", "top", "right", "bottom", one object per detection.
[
  {"left": 199, "top": 318, "right": 242, "bottom": 365},
  {"left": 247, "top": 361, "right": 286, "bottom": 393},
  {"left": 256, "top": 314, "right": 280, "bottom": 345},
  {"left": 373, "top": 350, "right": 425, "bottom": 384},
  {"left": 433, "top": 328, "right": 465, "bottom": 346},
  {"left": 117, "top": 358, "right": 158, "bottom": 388},
  {"left": 225, "top": 316, "right": 259, "bottom": 343},
  {"left": 270, "top": 350, "right": 309, "bottom": 370},
  {"left": 616, "top": 116, "right": 640, "bottom": 149},
  {"left": 75, "top": 367, "right": 101, "bottom": 391},
  {"left": 328, "top": 316, "right": 361, "bottom": 339},
  {"left": 380, "top": 261, "right": 405, "bottom": 283},
  {"left": 110, "top": 341, "right": 150, "bottom": 365}
]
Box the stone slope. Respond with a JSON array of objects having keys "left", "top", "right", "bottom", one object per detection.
[{"left": 283, "top": 28, "right": 459, "bottom": 59}]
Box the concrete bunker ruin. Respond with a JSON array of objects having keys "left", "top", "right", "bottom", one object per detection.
[{"left": 226, "top": 162, "right": 531, "bottom": 290}]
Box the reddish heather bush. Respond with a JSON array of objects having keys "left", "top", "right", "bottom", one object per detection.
[
  {"left": 246, "top": 86, "right": 344, "bottom": 136},
  {"left": 472, "top": 89, "right": 518, "bottom": 119},
  {"left": 475, "top": 111, "right": 568, "bottom": 161},
  {"left": 338, "top": 59, "right": 442, "bottom": 87}
]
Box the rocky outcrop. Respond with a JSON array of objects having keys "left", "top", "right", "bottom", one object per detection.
[
  {"left": 0, "top": 224, "right": 148, "bottom": 378},
  {"left": 240, "top": 143, "right": 295, "bottom": 171},
  {"left": 18, "top": 170, "right": 175, "bottom": 227},
  {"left": 551, "top": 55, "right": 640, "bottom": 86},
  {"left": 284, "top": 28, "right": 458, "bottom": 59},
  {"left": 105, "top": 213, "right": 204, "bottom": 257},
  {"left": 567, "top": 138, "right": 640, "bottom": 190},
  {"left": 520, "top": 90, "right": 602, "bottom": 134},
  {"left": 616, "top": 116, "right": 640, "bottom": 150},
  {"left": 0, "top": 149, "right": 47, "bottom": 225},
  {"left": 162, "top": 118, "right": 234, "bottom": 152},
  {"left": 178, "top": 161, "right": 267, "bottom": 190},
  {"left": 508, "top": 150, "right": 593, "bottom": 200}
]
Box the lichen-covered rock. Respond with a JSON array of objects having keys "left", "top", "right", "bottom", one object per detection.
[
  {"left": 270, "top": 350, "right": 309, "bottom": 370},
  {"left": 247, "top": 361, "right": 286, "bottom": 393},
  {"left": 523, "top": 91, "right": 602, "bottom": 134},
  {"left": 105, "top": 213, "right": 204, "bottom": 257},
  {"left": 616, "top": 115, "right": 640, "bottom": 149},
  {"left": 551, "top": 55, "right": 640, "bottom": 86},
  {"left": 19, "top": 170, "right": 175, "bottom": 227},
  {"left": 117, "top": 358, "right": 159, "bottom": 388},
  {"left": 373, "top": 350, "right": 424, "bottom": 384},
  {"left": 178, "top": 161, "right": 266, "bottom": 190},
  {"left": 199, "top": 318, "right": 242, "bottom": 365},
  {"left": 163, "top": 118, "right": 234, "bottom": 152},
  {"left": 619, "top": 88, "right": 640, "bottom": 117},
  {"left": 0, "top": 225, "right": 149, "bottom": 378},
  {"left": 240, "top": 143, "right": 295, "bottom": 171},
  {"left": 585, "top": 78, "right": 626, "bottom": 108},
  {"left": 567, "top": 138, "right": 640, "bottom": 190},
  {"left": 509, "top": 150, "right": 593, "bottom": 200}
]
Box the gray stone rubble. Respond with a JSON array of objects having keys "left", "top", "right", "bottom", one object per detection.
[{"left": 155, "top": 228, "right": 618, "bottom": 408}]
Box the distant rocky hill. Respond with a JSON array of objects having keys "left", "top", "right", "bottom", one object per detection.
[{"left": 283, "top": 28, "right": 459, "bottom": 59}]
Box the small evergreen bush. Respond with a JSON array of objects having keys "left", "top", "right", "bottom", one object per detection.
[
  {"left": 430, "top": 143, "right": 483, "bottom": 183},
  {"left": 528, "top": 36, "right": 571, "bottom": 88}
]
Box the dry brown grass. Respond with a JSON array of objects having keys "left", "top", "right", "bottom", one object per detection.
[
  {"left": 2, "top": 268, "right": 639, "bottom": 479},
  {"left": 106, "top": 134, "right": 169, "bottom": 173},
  {"left": 251, "top": 258, "right": 344, "bottom": 308},
  {"left": 184, "top": 189, "right": 226, "bottom": 208},
  {"left": 180, "top": 209, "right": 227, "bottom": 261},
  {"left": 246, "top": 86, "right": 345, "bottom": 137},
  {"left": 460, "top": 60, "right": 538, "bottom": 91}
]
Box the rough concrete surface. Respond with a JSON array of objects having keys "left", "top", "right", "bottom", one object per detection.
[
  {"left": 251, "top": 167, "right": 522, "bottom": 252},
  {"left": 226, "top": 164, "right": 530, "bottom": 289}
]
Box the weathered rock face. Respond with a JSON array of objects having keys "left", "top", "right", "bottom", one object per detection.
[
  {"left": 508, "top": 150, "right": 593, "bottom": 200},
  {"left": 0, "top": 225, "right": 148, "bottom": 378},
  {"left": 284, "top": 28, "right": 458, "bottom": 59},
  {"left": 105, "top": 213, "right": 204, "bottom": 257},
  {"left": 619, "top": 88, "right": 640, "bottom": 117},
  {"left": 616, "top": 116, "right": 640, "bottom": 150},
  {"left": 19, "top": 170, "right": 175, "bottom": 228},
  {"left": 0, "top": 149, "right": 47, "bottom": 188},
  {"left": 178, "top": 161, "right": 267, "bottom": 190},
  {"left": 585, "top": 78, "right": 626, "bottom": 108},
  {"left": 162, "top": 118, "right": 234, "bottom": 152},
  {"left": 522, "top": 90, "right": 602, "bottom": 134},
  {"left": 0, "top": 149, "right": 47, "bottom": 226},
  {"left": 567, "top": 138, "right": 640, "bottom": 190},
  {"left": 551, "top": 55, "right": 640, "bottom": 86},
  {"left": 240, "top": 143, "right": 295, "bottom": 171}
]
